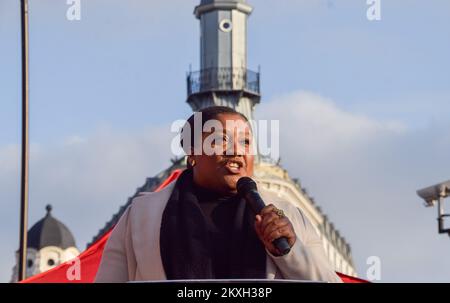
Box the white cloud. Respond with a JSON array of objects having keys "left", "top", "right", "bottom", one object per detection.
[{"left": 256, "top": 91, "right": 406, "bottom": 158}]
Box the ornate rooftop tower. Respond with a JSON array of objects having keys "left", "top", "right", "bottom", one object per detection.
[
  {"left": 11, "top": 205, "right": 79, "bottom": 282},
  {"left": 187, "top": 0, "right": 260, "bottom": 120}
]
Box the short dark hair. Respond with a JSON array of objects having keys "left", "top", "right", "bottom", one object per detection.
[{"left": 180, "top": 106, "right": 249, "bottom": 155}]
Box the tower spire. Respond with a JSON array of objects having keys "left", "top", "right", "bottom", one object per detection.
[{"left": 187, "top": 0, "right": 260, "bottom": 120}]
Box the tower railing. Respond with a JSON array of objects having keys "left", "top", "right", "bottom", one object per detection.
[{"left": 187, "top": 67, "right": 260, "bottom": 96}]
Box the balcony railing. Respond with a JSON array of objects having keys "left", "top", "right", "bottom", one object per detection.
[{"left": 187, "top": 67, "right": 260, "bottom": 96}]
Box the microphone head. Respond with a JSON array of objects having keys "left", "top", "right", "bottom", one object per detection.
[{"left": 236, "top": 177, "right": 258, "bottom": 195}]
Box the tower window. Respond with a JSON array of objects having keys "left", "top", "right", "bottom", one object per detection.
[
  {"left": 27, "top": 259, "right": 33, "bottom": 268},
  {"left": 47, "top": 259, "right": 55, "bottom": 266},
  {"left": 219, "top": 19, "right": 232, "bottom": 32}
]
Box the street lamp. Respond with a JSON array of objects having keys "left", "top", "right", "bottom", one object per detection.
[{"left": 417, "top": 180, "right": 450, "bottom": 236}]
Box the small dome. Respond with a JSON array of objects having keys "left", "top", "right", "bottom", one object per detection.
[{"left": 27, "top": 204, "right": 77, "bottom": 250}]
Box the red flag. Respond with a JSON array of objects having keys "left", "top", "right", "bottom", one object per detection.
[{"left": 21, "top": 169, "right": 366, "bottom": 283}]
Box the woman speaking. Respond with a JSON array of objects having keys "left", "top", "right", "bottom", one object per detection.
[{"left": 95, "top": 106, "right": 341, "bottom": 283}]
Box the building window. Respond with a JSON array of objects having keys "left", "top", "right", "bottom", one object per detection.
[
  {"left": 47, "top": 259, "right": 55, "bottom": 266},
  {"left": 219, "top": 19, "right": 232, "bottom": 32}
]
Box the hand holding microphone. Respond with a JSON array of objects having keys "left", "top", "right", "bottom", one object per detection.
[{"left": 237, "top": 177, "right": 296, "bottom": 256}]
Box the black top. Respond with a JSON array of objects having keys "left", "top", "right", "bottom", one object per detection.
[
  {"left": 160, "top": 168, "right": 267, "bottom": 280},
  {"left": 192, "top": 183, "right": 240, "bottom": 279}
]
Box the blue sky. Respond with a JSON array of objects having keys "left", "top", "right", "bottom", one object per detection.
[{"left": 1, "top": 0, "right": 450, "bottom": 282}]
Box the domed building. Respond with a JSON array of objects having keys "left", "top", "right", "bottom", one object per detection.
[{"left": 10, "top": 205, "right": 80, "bottom": 282}]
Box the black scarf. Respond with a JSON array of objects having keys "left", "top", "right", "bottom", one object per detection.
[{"left": 160, "top": 169, "right": 267, "bottom": 279}]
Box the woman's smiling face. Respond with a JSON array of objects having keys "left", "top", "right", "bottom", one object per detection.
[{"left": 190, "top": 113, "right": 255, "bottom": 194}]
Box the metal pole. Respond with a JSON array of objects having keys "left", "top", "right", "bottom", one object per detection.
[
  {"left": 437, "top": 196, "right": 450, "bottom": 235},
  {"left": 437, "top": 197, "right": 443, "bottom": 234},
  {"left": 18, "top": 0, "right": 30, "bottom": 282}
]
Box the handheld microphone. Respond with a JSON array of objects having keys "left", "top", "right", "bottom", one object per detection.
[{"left": 237, "top": 177, "right": 291, "bottom": 256}]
